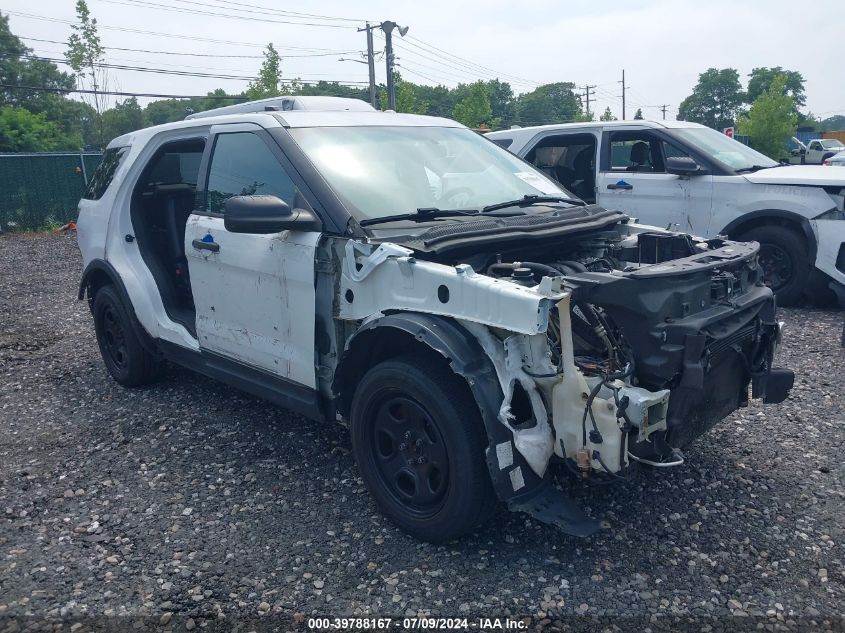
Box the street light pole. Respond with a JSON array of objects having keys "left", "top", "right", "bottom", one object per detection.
[
  {"left": 379, "top": 21, "right": 408, "bottom": 111},
  {"left": 358, "top": 23, "right": 378, "bottom": 108}
]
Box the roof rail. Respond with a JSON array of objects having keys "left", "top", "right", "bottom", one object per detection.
[{"left": 185, "top": 96, "right": 375, "bottom": 120}]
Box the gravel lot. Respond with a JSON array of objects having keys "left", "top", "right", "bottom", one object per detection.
[{"left": 1, "top": 233, "right": 843, "bottom": 632}]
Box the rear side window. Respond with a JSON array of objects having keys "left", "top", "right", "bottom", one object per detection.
[
  {"left": 205, "top": 132, "right": 298, "bottom": 214},
  {"left": 490, "top": 137, "right": 513, "bottom": 149},
  {"left": 83, "top": 147, "right": 128, "bottom": 200}
]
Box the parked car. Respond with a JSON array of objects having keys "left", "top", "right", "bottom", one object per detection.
[
  {"left": 824, "top": 150, "right": 845, "bottom": 167},
  {"left": 488, "top": 121, "right": 845, "bottom": 306},
  {"left": 789, "top": 137, "right": 845, "bottom": 165},
  {"left": 76, "top": 99, "right": 792, "bottom": 542}
]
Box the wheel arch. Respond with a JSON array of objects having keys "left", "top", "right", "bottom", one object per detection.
[
  {"left": 79, "top": 258, "right": 160, "bottom": 356},
  {"left": 720, "top": 209, "right": 817, "bottom": 264},
  {"left": 333, "top": 313, "right": 502, "bottom": 422}
]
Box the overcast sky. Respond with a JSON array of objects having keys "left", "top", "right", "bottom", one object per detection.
[{"left": 4, "top": 0, "right": 844, "bottom": 121}]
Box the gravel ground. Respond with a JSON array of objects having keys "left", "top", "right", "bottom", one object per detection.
[{"left": 0, "top": 233, "right": 843, "bottom": 632}]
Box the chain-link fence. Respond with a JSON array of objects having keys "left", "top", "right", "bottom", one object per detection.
[{"left": 0, "top": 152, "right": 103, "bottom": 231}]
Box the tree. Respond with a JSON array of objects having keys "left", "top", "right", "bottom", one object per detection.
[
  {"left": 414, "top": 83, "right": 454, "bottom": 117},
  {"left": 247, "top": 44, "right": 285, "bottom": 100},
  {"left": 0, "top": 106, "right": 61, "bottom": 151},
  {"left": 101, "top": 97, "right": 146, "bottom": 143},
  {"left": 747, "top": 67, "right": 805, "bottom": 111},
  {"left": 395, "top": 81, "right": 427, "bottom": 114},
  {"left": 633, "top": 107, "right": 643, "bottom": 120},
  {"left": 737, "top": 74, "right": 797, "bottom": 160},
  {"left": 678, "top": 68, "right": 745, "bottom": 130},
  {"left": 515, "top": 82, "right": 581, "bottom": 126},
  {"left": 452, "top": 81, "right": 493, "bottom": 128},
  {"left": 1, "top": 12, "right": 88, "bottom": 147},
  {"left": 600, "top": 106, "right": 616, "bottom": 121},
  {"left": 66, "top": 0, "right": 107, "bottom": 144},
  {"left": 486, "top": 79, "right": 515, "bottom": 128}
]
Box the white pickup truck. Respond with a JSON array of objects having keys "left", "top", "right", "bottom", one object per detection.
[
  {"left": 488, "top": 120, "right": 845, "bottom": 305},
  {"left": 789, "top": 137, "right": 845, "bottom": 165}
]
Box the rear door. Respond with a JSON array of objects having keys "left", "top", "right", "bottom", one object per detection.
[{"left": 185, "top": 122, "right": 320, "bottom": 388}]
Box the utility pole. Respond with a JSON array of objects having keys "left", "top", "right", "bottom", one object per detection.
[
  {"left": 618, "top": 69, "right": 628, "bottom": 120},
  {"left": 582, "top": 84, "right": 596, "bottom": 117},
  {"left": 380, "top": 21, "right": 408, "bottom": 110},
  {"left": 358, "top": 23, "right": 377, "bottom": 108},
  {"left": 659, "top": 104, "right": 669, "bottom": 120}
]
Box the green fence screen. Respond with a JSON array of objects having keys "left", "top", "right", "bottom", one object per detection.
[{"left": 0, "top": 152, "right": 103, "bottom": 231}]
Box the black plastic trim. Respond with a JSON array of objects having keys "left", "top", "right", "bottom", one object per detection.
[
  {"left": 719, "top": 208, "right": 817, "bottom": 265},
  {"left": 78, "top": 259, "right": 161, "bottom": 358},
  {"left": 157, "top": 340, "right": 327, "bottom": 421}
]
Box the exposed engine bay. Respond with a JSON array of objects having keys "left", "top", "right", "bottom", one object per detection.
[
  {"left": 454, "top": 224, "right": 789, "bottom": 478},
  {"left": 334, "top": 216, "right": 793, "bottom": 535}
]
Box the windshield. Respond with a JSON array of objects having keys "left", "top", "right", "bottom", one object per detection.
[
  {"left": 289, "top": 126, "right": 571, "bottom": 220},
  {"left": 669, "top": 126, "right": 778, "bottom": 171},
  {"left": 821, "top": 139, "right": 845, "bottom": 149}
]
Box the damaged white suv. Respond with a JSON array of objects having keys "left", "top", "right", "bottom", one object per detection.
[{"left": 77, "top": 98, "right": 793, "bottom": 542}]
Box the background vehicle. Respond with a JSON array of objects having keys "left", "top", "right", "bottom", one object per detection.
[
  {"left": 824, "top": 150, "right": 845, "bottom": 167},
  {"left": 76, "top": 100, "right": 792, "bottom": 542},
  {"left": 790, "top": 137, "right": 845, "bottom": 165},
  {"left": 488, "top": 121, "right": 845, "bottom": 306}
]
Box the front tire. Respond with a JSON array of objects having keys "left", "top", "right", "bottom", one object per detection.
[
  {"left": 93, "top": 285, "right": 162, "bottom": 387},
  {"left": 738, "top": 225, "right": 809, "bottom": 306},
  {"left": 349, "top": 355, "right": 496, "bottom": 542}
]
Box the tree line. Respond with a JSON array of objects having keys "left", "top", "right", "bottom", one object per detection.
[{"left": 1, "top": 4, "right": 841, "bottom": 157}]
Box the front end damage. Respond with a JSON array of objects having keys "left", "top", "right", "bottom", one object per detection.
[{"left": 330, "top": 221, "right": 793, "bottom": 536}]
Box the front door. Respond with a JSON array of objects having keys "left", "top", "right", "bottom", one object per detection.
[
  {"left": 596, "top": 129, "right": 712, "bottom": 233},
  {"left": 185, "top": 123, "right": 320, "bottom": 389}
]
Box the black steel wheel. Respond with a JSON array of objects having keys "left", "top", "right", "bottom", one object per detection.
[
  {"left": 758, "top": 242, "right": 794, "bottom": 294},
  {"left": 350, "top": 354, "right": 496, "bottom": 542},
  {"left": 93, "top": 285, "right": 162, "bottom": 387},
  {"left": 369, "top": 395, "right": 449, "bottom": 517},
  {"left": 738, "top": 225, "right": 809, "bottom": 306}
]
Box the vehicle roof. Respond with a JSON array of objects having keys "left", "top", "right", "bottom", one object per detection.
[
  {"left": 486, "top": 119, "right": 705, "bottom": 139},
  {"left": 107, "top": 110, "right": 465, "bottom": 148},
  {"left": 184, "top": 95, "right": 375, "bottom": 119}
]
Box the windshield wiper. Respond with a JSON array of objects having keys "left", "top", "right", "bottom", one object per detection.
[
  {"left": 482, "top": 194, "right": 586, "bottom": 213},
  {"left": 735, "top": 164, "right": 775, "bottom": 173},
  {"left": 358, "top": 207, "right": 483, "bottom": 227}
]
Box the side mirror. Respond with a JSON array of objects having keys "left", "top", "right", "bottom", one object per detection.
[
  {"left": 665, "top": 156, "right": 705, "bottom": 176},
  {"left": 223, "top": 195, "right": 322, "bottom": 233}
]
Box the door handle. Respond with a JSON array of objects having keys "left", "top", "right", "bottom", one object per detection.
[
  {"left": 607, "top": 182, "right": 634, "bottom": 190},
  {"left": 192, "top": 239, "right": 220, "bottom": 253}
]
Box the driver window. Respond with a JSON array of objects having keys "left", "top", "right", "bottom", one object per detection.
[
  {"left": 608, "top": 132, "right": 665, "bottom": 173},
  {"left": 206, "top": 132, "right": 298, "bottom": 214}
]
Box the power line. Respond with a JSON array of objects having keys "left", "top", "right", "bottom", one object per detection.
[
  {"left": 19, "top": 36, "right": 358, "bottom": 58},
  {"left": 378, "top": 33, "right": 538, "bottom": 89},
  {"left": 5, "top": 10, "right": 320, "bottom": 47},
  {"left": 13, "top": 54, "right": 370, "bottom": 85},
  {"left": 404, "top": 35, "right": 540, "bottom": 87},
  {"left": 0, "top": 83, "right": 250, "bottom": 99},
  {"left": 162, "top": 0, "right": 368, "bottom": 22},
  {"left": 96, "top": 0, "right": 357, "bottom": 29}
]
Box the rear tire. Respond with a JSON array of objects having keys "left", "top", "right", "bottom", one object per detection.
[
  {"left": 738, "top": 225, "right": 809, "bottom": 306},
  {"left": 93, "top": 285, "right": 162, "bottom": 387},
  {"left": 349, "top": 354, "right": 497, "bottom": 542}
]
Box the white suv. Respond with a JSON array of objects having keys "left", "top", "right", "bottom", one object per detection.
[
  {"left": 77, "top": 98, "right": 792, "bottom": 542},
  {"left": 488, "top": 121, "right": 845, "bottom": 306}
]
